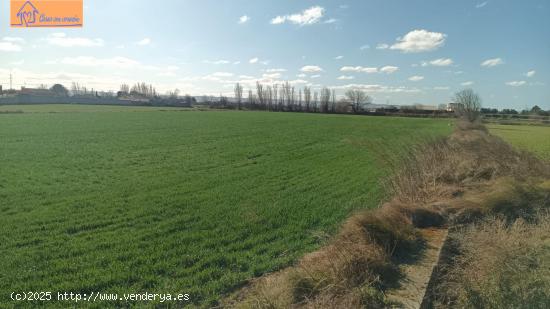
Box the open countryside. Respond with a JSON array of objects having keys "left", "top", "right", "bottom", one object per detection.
[{"left": 0, "top": 106, "right": 450, "bottom": 305}]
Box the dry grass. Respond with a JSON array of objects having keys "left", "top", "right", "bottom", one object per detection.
[
  {"left": 432, "top": 214, "right": 550, "bottom": 308},
  {"left": 227, "top": 121, "right": 550, "bottom": 308},
  {"left": 389, "top": 121, "right": 549, "bottom": 205}
]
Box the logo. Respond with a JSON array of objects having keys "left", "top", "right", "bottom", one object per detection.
[{"left": 11, "top": 0, "right": 83, "bottom": 27}]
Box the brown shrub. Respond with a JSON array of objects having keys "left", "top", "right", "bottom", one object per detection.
[{"left": 432, "top": 214, "right": 550, "bottom": 308}]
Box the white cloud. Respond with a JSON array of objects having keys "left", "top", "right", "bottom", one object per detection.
[
  {"left": 239, "top": 15, "right": 250, "bottom": 24},
  {"left": 422, "top": 58, "right": 454, "bottom": 67},
  {"left": 461, "top": 81, "right": 474, "bottom": 86},
  {"left": 506, "top": 81, "right": 526, "bottom": 87},
  {"left": 265, "top": 68, "right": 286, "bottom": 73},
  {"left": 408, "top": 75, "right": 424, "bottom": 82},
  {"left": 376, "top": 43, "right": 389, "bottom": 50},
  {"left": 249, "top": 57, "right": 259, "bottom": 64},
  {"left": 204, "top": 60, "right": 231, "bottom": 65},
  {"left": 310, "top": 74, "right": 321, "bottom": 78},
  {"left": 301, "top": 65, "right": 323, "bottom": 73},
  {"left": 58, "top": 56, "right": 141, "bottom": 68},
  {"left": 271, "top": 6, "right": 325, "bottom": 26},
  {"left": 324, "top": 18, "right": 337, "bottom": 24},
  {"left": 337, "top": 75, "right": 355, "bottom": 80},
  {"left": 389, "top": 29, "right": 446, "bottom": 53},
  {"left": 136, "top": 38, "right": 151, "bottom": 46},
  {"left": 380, "top": 66, "right": 399, "bottom": 74},
  {"left": 10, "top": 60, "right": 25, "bottom": 66},
  {"left": 340, "top": 66, "right": 378, "bottom": 73},
  {"left": 332, "top": 84, "right": 421, "bottom": 93},
  {"left": 525, "top": 70, "right": 536, "bottom": 77},
  {"left": 212, "top": 72, "right": 234, "bottom": 77},
  {"left": 2, "top": 37, "right": 25, "bottom": 43},
  {"left": 54, "top": 56, "right": 179, "bottom": 73},
  {"left": 44, "top": 33, "right": 104, "bottom": 47},
  {"left": 263, "top": 73, "right": 282, "bottom": 79},
  {"left": 476, "top": 1, "right": 488, "bottom": 8},
  {"left": 481, "top": 58, "right": 503, "bottom": 67},
  {"left": 334, "top": 55, "right": 344, "bottom": 60},
  {"left": 0, "top": 41, "right": 22, "bottom": 52},
  {"left": 360, "top": 44, "right": 370, "bottom": 50},
  {"left": 297, "top": 73, "right": 307, "bottom": 78},
  {"left": 434, "top": 86, "right": 450, "bottom": 90}
]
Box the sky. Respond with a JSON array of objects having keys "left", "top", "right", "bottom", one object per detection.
[{"left": 0, "top": 0, "right": 549, "bottom": 110}]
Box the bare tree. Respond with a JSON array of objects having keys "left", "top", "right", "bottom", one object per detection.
[
  {"left": 303, "top": 86, "right": 311, "bottom": 112},
  {"left": 331, "top": 89, "right": 336, "bottom": 113},
  {"left": 453, "top": 89, "right": 481, "bottom": 122},
  {"left": 298, "top": 89, "right": 303, "bottom": 112},
  {"left": 273, "top": 84, "right": 279, "bottom": 111},
  {"left": 320, "top": 87, "right": 331, "bottom": 113},
  {"left": 248, "top": 89, "right": 256, "bottom": 108},
  {"left": 234, "top": 83, "right": 243, "bottom": 110},
  {"left": 313, "top": 91, "right": 319, "bottom": 112},
  {"left": 345, "top": 89, "right": 372, "bottom": 113}
]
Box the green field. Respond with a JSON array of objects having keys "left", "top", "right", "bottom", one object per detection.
[
  {"left": 0, "top": 105, "right": 451, "bottom": 306},
  {"left": 488, "top": 124, "right": 550, "bottom": 160}
]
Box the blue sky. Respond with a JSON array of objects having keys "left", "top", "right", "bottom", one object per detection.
[{"left": 0, "top": 0, "right": 548, "bottom": 109}]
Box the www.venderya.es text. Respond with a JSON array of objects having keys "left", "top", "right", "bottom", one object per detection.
[{"left": 10, "top": 291, "right": 190, "bottom": 303}]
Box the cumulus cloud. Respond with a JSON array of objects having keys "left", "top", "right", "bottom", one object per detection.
[
  {"left": 2, "top": 37, "right": 25, "bottom": 43},
  {"left": 239, "top": 15, "right": 250, "bottom": 24},
  {"left": 265, "top": 68, "right": 286, "bottom": 73},
  {"left": 136, "top": 38, "right": 151, "bottom": 46},
  {"left": 340, "top": 66, "right": 378, "bottom": 73},
  {"left": 271, "top": 6, "right": 325, "bottom": 26},
  {"left": 334, "top": 55, "right": 344, "bottom": 60},
  {"left": 422, "top": 58, "right": 454, "bottom": 67},
  {"left": 212, "top": 72, "right": 234, "bottom": 77},
  {"left": 0, "top": 41, "right": 22, "bottom": 52},
  {"left": 481, "top": 58, "right": 503, "bottom": 67},
  {"left": 332, "top": 84, "right": 421, "bottom": 93},
  {"left": 476, "top": 1, "right": 488, "bottom": 8},
  {"left": 249, "top": 57, "right": 259, "bottom": 64},
  {"left": 376, "top": 43, "right": 389, "bottom": 50},
  {"left": 54, "top": 56, "right": 179, "bottom": 73},
  {"left": 389, "top": 29, "right": 446, "bottom": 53},
  {"left": 461, "top": 81, "right": 474, "bottom": 86},
  {"left": 44, "top": 33, "right": 104, "bottom": 47},
  {"left": 380, "top": 66, "right": 399, "bottom": 74},
  {"left": 263, "top": 73, "right": 282, "bottom": 79},
  {"left": 525, "top": 70, "right": 536, "bottom": 77},
  {"left": 337, "top": 75, "right": 355, "bottom": 80},
  {"left": 408, "top": 75, "right": 424, "bottom": 82},
  {"left": 506, "top": 81, "right": 526, "bottom": 87},
  {"left": 300, "top": 65, "right": 323, "bottom": 73},
  {"left": 203, "top": 59, "right": 231, "bottom": 65}
]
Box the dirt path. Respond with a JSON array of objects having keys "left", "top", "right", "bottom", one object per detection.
[{"left": 386, "top": 228, "right": 448, "bottom": 309}]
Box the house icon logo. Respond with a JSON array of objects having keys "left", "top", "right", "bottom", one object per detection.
[
  {"left": 16, "top": 1, "right": 39, "bottom": 26},
  {"left": 11, "top": 0, "right": 83, "bottom": 28}
]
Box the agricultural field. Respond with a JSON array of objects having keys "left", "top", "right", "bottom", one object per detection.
[
  {"left": 0, "top": 105, "right": 451, "bottom": 306},
  {"left": 488, "top": 124, "right": 550, "bottom": 160}
]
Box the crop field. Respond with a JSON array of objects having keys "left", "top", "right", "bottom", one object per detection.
[
  {"left": 488, "top": 124, "right": 550, "bottom": 160},
  {"left": 0, "top": 105, "right": 451, "bottom": 306}
]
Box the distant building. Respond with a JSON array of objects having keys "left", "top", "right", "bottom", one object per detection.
[
  {"left": 19, "top": 87, "right": 55, "bottom": 96},
  {"left": 447, "top": 102, "right": 463, "bottom": 112}
]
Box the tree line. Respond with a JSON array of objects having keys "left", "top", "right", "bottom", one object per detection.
[{"left": 207, "top": 82, "right": 373, "bottom": 114}]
